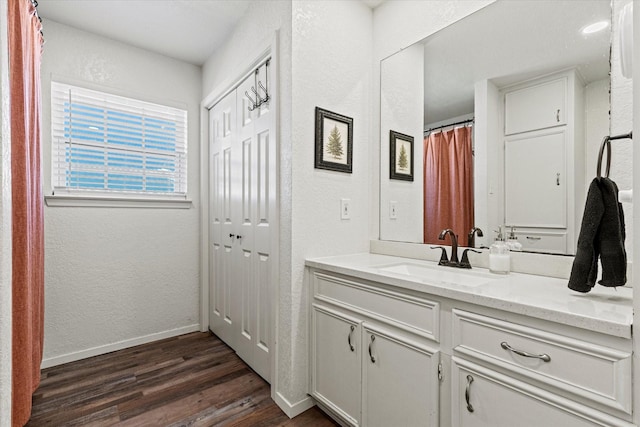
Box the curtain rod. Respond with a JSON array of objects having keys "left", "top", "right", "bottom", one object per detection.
[{"left": 424, "top": 118, "right": 474, "bottom": 134}]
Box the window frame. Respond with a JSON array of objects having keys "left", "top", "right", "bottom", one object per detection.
[{"left": 47, "top": 80, "right": 191, "bottom": 208}]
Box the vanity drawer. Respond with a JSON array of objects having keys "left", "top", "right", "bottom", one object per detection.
[
  {"left": 452, "top": 309, "right": 632, "bottom": 416},
  {"left": 312, "top": 271, "right": 439, "bottom": 342},
  {"left": 512, "top": 229, "right": 567, "bottom": 254}
]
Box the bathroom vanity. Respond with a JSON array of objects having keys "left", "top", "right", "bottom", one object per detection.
[{"left": 306, "top": 253, "right": 633, "bottom": 427}]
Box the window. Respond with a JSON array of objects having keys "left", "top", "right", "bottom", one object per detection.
[{"left": 51, "top": 82, "right": 187, "bottom": 199}]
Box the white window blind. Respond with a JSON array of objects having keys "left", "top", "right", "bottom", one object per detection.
[{"left": 51, "top": 82, "right": 187, "bottom": 197}]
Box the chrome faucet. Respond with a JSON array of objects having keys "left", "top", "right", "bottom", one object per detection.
[
  {"left": 467, "top": 227, "right": 484, "bottom": 248},
  {"left": 438, "top": 229, "right": 459, "bottom": 264}
]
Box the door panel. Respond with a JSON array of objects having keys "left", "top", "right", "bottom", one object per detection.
[{"left": 362, "top": 325, "right": 440, "bottom": 427}]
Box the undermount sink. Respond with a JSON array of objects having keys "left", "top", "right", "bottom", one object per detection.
[{"left": 376, "top": 262, "right": 497, "bottom": 287}]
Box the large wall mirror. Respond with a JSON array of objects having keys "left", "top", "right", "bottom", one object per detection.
[{"left": 379, "top": 0, "right": 628, "bottom": 256}]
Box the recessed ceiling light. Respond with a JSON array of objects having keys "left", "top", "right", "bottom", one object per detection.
[{"left": 582, "top": 21, "right": 609, "bottom": 35}]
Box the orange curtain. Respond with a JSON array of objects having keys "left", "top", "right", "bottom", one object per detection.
[
  {"left": 423, "top": 126, "right": 474, "bottom": 245},
  {"left": 8, "top": 0, "right": 44, "bottom": 425}
]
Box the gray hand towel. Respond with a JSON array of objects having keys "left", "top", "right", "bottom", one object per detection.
[{"left": 568, "top": 177, "right": 626, "bottom": 293}]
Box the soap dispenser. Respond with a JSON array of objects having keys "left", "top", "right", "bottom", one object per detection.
[
  {"left": 506, "top": 226, "right": 523, "bottom": 252},
  {"left": 489, "top": 226, "right": 510, "bottom": 274}
]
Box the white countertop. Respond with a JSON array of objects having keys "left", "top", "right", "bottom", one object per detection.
[{"left": 305, "top": 253, "right": 633, "bottom": 339}]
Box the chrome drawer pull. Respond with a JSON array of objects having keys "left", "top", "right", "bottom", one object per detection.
[
  {"left": 501, "top": 341, "right": 551, "bottom": 362},
  {"left": 465, "top": 375, "right": 474, "bottom": 412},
  {"left": 348, "top": 325, "right": 355, "bottom": 352},
  {"left": 368, "top": 334, "right": 376, "bottom": 363}
]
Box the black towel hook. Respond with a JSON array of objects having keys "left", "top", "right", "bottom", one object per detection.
[{"left": 596, "top": 131, "right": 632, "bottom": 179}]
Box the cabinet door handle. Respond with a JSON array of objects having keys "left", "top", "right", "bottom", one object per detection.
[
  {"left": 556, "top": 109, "right": 560, "bottom": 122},
  {"left": 229, "top": 233, "right": 236, "bottom": 239},
  {"left": 348, "top": 325, "right": 355, "bottom": 352},
  {"left": 501, "top": 341, "right": 551, "bottom": 362},
  {"left": 465, "top": 375, "right": 474, "bottom": 413},
  {"left": 556, "top": 173, "right": 560, "bottom": 186},
  {"left": 368, "top": 334, "right": 376, "bottom": 363},
  {"left": 526, "top": 236, "right": 542, "bottom": 241}
]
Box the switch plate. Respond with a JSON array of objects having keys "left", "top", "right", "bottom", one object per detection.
[
  {"left": 341, "top": 199, "right": 351, "bottom": 220},
  {"left": 390, "top": 201, "right": 398, "bottom": 219}
]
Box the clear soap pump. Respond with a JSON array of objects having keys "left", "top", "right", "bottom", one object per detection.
[
  {"left": 489, "top": 226, "right": 510, "bottom": 274},
  {"left": 506, "top": 226, "right": 523, "bottom": 252}
]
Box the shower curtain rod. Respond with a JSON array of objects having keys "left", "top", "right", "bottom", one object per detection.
[{"left": 424, "top": 118, "right": 474, "bottom": 134}]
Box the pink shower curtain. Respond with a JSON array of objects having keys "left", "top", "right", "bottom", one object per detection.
[
  {"left": 423, "top": 126, "right": 474, "bottom": 245},
  {"left": 8, "top": 0, "right": 44, "bottom": 424}
]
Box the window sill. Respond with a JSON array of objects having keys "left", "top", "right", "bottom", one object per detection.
[{"left": 44, "top": 194, "right": 193, "bottom": 209}]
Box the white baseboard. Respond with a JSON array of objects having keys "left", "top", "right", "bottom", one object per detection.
[
  {"left": 40, "top": 324, "right": 200, "bottom": 369},
  {"left": 273, "top": 391, "right": 315, "bottom": 419}
]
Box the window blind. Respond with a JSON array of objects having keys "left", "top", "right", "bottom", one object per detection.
[{"left": 51, "top": 81, "right": 187, "bottom": 197}]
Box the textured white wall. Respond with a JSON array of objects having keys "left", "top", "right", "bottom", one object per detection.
[
  {"left": 632, "top": 0, "right": 640, "bottom": 422},
  {"left": 289, "top": 0, "right": 373, "bottom": 405},
  {"left": 0, "top": 0, "right": 11, "bottom": 423},
  {"left": 40, "top": 19, "right": 202, "bottom": 366},
  {"left": 379, "top": 44, "right": 424, "bottom": 242},
  {"left": 611, "top": 0, "right": 634, "bottom": 258},
  {"left": 200, "top": 0, "right": 296, "bottom": 410}
]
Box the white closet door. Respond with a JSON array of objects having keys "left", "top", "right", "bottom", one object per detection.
[
  {"left": 209, "top": 91, "right": 239, "bottom": 350},
  {"left": 235, "top": 64, "right": 274, "bottom": 381},
  {"left": 209, "top": 61, "right": 275, "bottom": 383}
]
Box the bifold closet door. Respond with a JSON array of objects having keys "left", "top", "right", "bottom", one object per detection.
[
  {"left": 233, "top": 65, "right": 273, "bottom": 381},
  {"left": 209, "top": 90, "right": 239, "bottom": 351},
  {"left": 209, "top": 63, "right": 274, "bottom": 382}
]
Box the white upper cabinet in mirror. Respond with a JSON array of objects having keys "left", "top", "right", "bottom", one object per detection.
[{"left": 379, "top": 0, "right": 625, "bottom": 256}]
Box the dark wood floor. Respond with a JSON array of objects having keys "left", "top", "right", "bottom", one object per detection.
[{"left": 26, "top": 332, "right": 338, "bottom": 426}]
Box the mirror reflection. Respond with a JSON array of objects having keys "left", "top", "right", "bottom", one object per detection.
[{"left": 380, "top": 0, "right": 616, "bottom": 255}]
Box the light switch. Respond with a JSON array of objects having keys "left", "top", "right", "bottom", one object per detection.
[
  {"left": 341, "top": 199, "right": 351, "bottom": 220},
  {"left": 390, "top": 201, "right": 398, "bottom": 219}
]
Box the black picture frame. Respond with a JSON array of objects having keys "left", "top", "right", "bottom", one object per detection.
[
  {"left": 389, "top": 130, "right": 414, "bottom": 181},
  {"left": 314, "top": 107, "right": 353, "bottom": 173}
]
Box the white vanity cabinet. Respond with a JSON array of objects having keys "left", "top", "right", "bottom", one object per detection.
[
  {"left": 307, "top": 256, "right": 634, "bottom": 427},
  {"left": 501, "top": 70, "right": 584, "bottom": 254},
  {"left": 452, "top": 360, "right": 608, "bottom": 427},
  {"left": 504, "top": 77, "right": 567, "bottom": 135},
  {"left": 451, "top": 309, "right": 633, "bottom": 427},
  {"left": 309, "top": 271, "right": 441, "bottom": 426}
]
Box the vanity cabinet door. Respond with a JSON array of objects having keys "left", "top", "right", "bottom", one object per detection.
[
  {"left": 362, "top": 325, "right": 440, "bottom": 427},
  {"left": 452, "top": 359, "right": 614, "bottom": 427},
  {"left": 504, "top": 77, "right": 567, "bottom": 135},
  {"left": 310, "top": 304, "right": 362, "bottom": 426},
  {"left": 505, "top": 128, "right": 566, "bottom": 228}
]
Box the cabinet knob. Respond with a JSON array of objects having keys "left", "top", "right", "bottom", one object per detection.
[
  {"left": 229, "top": 233, "right": 236, "bottom": 239},
  {"left": 465, "top": 375, "right": 475, "bottom": 413}
]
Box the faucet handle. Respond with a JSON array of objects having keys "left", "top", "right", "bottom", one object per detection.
[
  {"left": 460, "top": 248, "right": 482, "bottom": 269},
  {"left": 430, "top": 246, "right": 449, "bottom": 266}
]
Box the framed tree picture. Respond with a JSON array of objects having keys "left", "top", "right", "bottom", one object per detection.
[
  {"left": 314, "top": 107, "right": 353, "bottom": 173},
  {"left": 389, "top": 130, "right": 414, "bottom": 181}
]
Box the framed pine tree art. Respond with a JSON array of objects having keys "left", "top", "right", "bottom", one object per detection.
[
  {"left": 314, "top": 107, "right": 353, "bottom": 173},
  {"left": 389, "top": 130, "right": 414, "bottom": 181}
]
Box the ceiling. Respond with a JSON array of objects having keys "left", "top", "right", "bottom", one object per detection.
[
  {"left": 417, "top": 0, "right": 612, "bottom": 125},
  {"left": 37, "top": 0, "right": 384, "bottom": 66}
]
